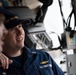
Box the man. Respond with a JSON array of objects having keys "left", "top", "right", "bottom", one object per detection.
[
  {"left": 0, "top": 7, "right": 16, "bottom": 52},
  {"left": 0, "top": 7, "right": 22, "bottom": 69},
  {"left": 0, "top": 14, "right": 64, "bottom": 75}
]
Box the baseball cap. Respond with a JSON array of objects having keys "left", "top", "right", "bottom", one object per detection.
[{"left": 4, "top": 15, "right": 31, "bottom": 29}]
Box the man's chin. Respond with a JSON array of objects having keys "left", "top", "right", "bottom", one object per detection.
[{"left": 17, "top": 44, "right": 24, "bottom": 49}]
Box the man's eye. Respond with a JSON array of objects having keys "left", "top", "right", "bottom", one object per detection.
[
  {"left": 9, "top": 28, "right": 14, "bottom": 31},
  {"left": 19, "top": 25, "right": 22, "bottom": 28}
]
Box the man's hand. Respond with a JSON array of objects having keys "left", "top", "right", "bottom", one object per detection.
[{"left": 0, "top": 53, "right": 13, "bottom": 69}]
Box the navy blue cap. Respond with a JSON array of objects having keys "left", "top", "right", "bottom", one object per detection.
[
  {"left": 0, "top": 7, "right": 16, "bottom": 17},
  {"left": 4, "top": 15, "right": 31, "bottom": 29}
]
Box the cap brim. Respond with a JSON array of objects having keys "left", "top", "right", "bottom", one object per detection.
[
  {"left": 5, "top": 19, "right": 31, "bottom": 29},
  {"left": 0, "top": 7, "right": 16, "bottom": 17}
]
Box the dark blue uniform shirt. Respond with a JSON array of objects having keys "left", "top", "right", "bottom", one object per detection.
[{"left": 0, "top": 46, "right": 64, "bottom": 75}]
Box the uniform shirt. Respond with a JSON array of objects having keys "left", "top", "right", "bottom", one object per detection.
[{"left": 0, "top": 46, "right": 64, "bottom": 75}]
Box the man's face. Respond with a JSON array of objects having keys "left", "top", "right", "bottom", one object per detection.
[
  {"left": 3, "top": 24, "right": 25, "bottom": 50},
  {"left": 0, "top": 13, "right": 7, "bottom": 52}
]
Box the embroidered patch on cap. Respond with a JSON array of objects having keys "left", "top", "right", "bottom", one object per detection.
[{"left": 2, "top": 72, "right": 6, "bottom": 75}]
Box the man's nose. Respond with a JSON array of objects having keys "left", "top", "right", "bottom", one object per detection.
[
  {"left": 16, "top": 27, "right": 22, "bottom": 35},
  {"left": 3, "top": 26, "right": 8, "bottom": 35}
]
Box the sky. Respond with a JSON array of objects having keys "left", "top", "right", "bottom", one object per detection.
[
  {"left": 44, "top": 0, "right": 72, "bottom": 35},
  {"left": 43, "top": 0, "right": 74, "bottom": 49}
]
